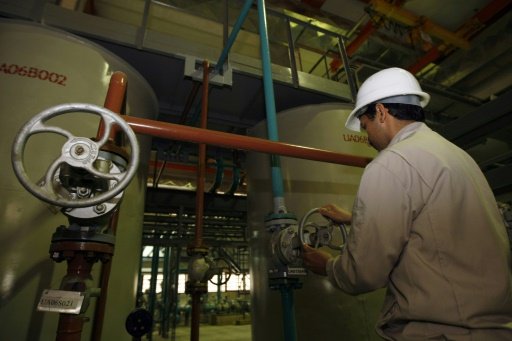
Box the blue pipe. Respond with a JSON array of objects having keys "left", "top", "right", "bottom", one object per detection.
[
  {"left": 257, "top": 0, "right": 286, "bottom": 211},
  {"left": 258, "top": 2, "right": 297, "bottom": 340},
  {"left": 280, "top": 285, "right": 298, "bottom": 341},
  {"left": 215, "top": 0, "right": 254, "bottom": 73},
  {"left": 209, "top": 158, "right": 224, "bottom": 193}
]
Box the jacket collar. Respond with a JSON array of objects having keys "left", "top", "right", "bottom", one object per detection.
[{"left": 387, "top": 122, "right": 428, "bottom": 148}]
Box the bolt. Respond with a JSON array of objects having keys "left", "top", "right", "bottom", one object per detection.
[
  {"left": 75, "top": 145, "right": 85, "bottom": 155},
  {"left": 94, "top": 204, "right": 106, "bottom": 214}
]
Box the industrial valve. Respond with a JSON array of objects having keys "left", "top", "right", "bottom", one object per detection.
[
  {"left": 10, "top": 102, "right": 140, "bottom": 338},
  {"left": 298, "top": 207, "right": 348, "bottom": 251},
  {"left": 267, "top": 207, "right": 348, "bottom": 278},
  {"left": 208, "top": 257, "right": 233, "bottom": 286},
  {"left": 11, "top": 102, "right": 140, "bottom": 209}
]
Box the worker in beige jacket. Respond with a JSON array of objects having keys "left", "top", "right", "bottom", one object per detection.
[{"left": 302, "top": 67, "right": 512, "bottom": 340}]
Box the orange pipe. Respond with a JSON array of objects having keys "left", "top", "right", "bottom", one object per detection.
[
  {"left": 346, "top": 21, "right": 376, "bottom": 57},
  {"left": 408, "top": 0, "right": 510, "bottom": 74},
  {"left": 96, "top": 71, "right": 128, "bottom": 139},
  {"left": 124, "top": 116, "right": 372, "bottom": 168},
  {"left": 194, "top": 60, "right": 209, "bottom": 249},
  {"left": 91, "top": 71, "right": 127, "bottom": 341}
]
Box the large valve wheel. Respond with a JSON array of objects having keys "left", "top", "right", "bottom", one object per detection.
[
  {"left": 208, "top": 257, "right": 232, "bottom": 286},
  {"left": 298, "top": 208, "right": 347, "bottom": 251},
  {"left": 11, "top": 103, "right": 140, "bottom": 208}
]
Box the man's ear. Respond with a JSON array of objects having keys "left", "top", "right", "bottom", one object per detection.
[{"left": 376, "top": 103, "right": 387, "bottom": 123}]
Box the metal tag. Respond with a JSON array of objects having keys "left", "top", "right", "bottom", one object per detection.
[{"left": 37, "top": 289, "right": 85, "bottom": 314}]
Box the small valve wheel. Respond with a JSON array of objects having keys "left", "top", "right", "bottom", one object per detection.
[
  {"left": 11, "top": 103, "right": 140, "bottom": 208},
  {"left": 298, "top": 207, "right": 347, "bottom": 251},
  {"left": 208, "top": 257, "right": 232, "bottom": 286},
  {"left": 125, "top": 308, "right": 153, "bottom": 337}
]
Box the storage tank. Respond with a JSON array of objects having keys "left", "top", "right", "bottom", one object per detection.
[
  {"left": 0, "top": 19, "right": 157, "bottom": 340},
  {"left": 246, "top": 103, "right": 384, "bottom": 340}
]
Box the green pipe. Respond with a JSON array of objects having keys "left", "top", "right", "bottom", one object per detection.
[
  {"left": 280, "top": 285, "right": 298, "bottom": 341},
  {"left": 216, "top": 0, "right": 254, "bottom": 73},
  {"left": 209, "top": 158, "right": 224, "bottom": 193},
  {"left": 257, "top": 0, "right": 286, "bottom": 213}
]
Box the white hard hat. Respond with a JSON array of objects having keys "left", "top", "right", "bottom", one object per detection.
[{"left": 345, "top": 67, "right": 430, "bottom": 132}]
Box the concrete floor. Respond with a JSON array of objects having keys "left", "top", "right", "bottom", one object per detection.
[{"left": 152, "top": 324, "right": 251, "bottom": 341}]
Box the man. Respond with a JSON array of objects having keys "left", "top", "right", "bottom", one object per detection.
[{"left": 302, "top": 67, "right": 512, "bottom": 340}]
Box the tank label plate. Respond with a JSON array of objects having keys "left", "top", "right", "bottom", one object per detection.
[{"left": 37, "top": 289, "right": 84, "bottom": 314}]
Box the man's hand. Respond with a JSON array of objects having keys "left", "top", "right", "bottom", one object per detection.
[
  {"left": 302, "top": 244, "right": 331, "bottom": 276},
  {"left": 318, "top": 204, "right": 352, "bottom": 224}
]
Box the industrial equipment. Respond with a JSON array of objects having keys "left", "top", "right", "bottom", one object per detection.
[{"left": 11, "top": 102, "right": 141, "bottom": 340}]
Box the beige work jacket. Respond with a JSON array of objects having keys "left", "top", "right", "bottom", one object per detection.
[{"left": 326, "top": 122, "right": 512, "bottom": 340}]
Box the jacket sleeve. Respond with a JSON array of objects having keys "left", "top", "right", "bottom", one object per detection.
[{"left": 326, "top": 157, "right": 414, "bottom": 294}]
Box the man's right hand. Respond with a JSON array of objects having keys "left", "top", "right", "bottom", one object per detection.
[{"left": 318, "top": 204, "right": 352, "bottom": 224}]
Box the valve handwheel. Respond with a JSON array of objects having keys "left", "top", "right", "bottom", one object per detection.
[
  {"left": 298, "top": 208, "right": 347, "bottom": 251},
  {"left": 11, "top": 103, "right": 140, "bottom": 208},
  {"left": 209, "top": 257, "right": 232, "bottom": 286}
]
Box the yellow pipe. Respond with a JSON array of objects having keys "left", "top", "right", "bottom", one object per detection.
[{"left": 370, "top": 0, "right": 471, "bottom": 49}]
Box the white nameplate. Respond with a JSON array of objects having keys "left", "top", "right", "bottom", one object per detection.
[{"left": 37, "top": 289, "right": 85, "bottom": 314}]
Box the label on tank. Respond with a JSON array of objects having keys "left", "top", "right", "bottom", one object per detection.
[{"left": 37, "top": 289, "right": 85, "bottom": 314}]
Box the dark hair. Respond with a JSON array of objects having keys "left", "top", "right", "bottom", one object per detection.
[{"left": 363, "top": 103, "right": 425, "bottom": 122}]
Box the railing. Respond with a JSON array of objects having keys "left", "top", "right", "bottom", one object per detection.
[{"left": 0, "top": 0, "right": 357, "bottom": 101}]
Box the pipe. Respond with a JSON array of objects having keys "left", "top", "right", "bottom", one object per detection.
[
  {"left": 161, "top": 246, "right": 171, "bottom": 337},
  {"left": 96, "top": 71, "right": 127, "bottom": 140},
  {"left": 280, "top": 286, "right": 298, "bottom": 341},
  {"left": 189, "top": 60, "right": 210, "bottom": 341},
  {"left": 370, "top": 0, "right": 470, "bottom": 49},
  {"left": 408, "top": 0, "right": 510, "bottom": 74},
  {"left": 148, "top": 245, "right": 160, "bottom": 341},
  {"left": 258, "top": 0, "right": 287, "bottom": 213},
  {"left": 91, "top": 71, "right": 128, "bottom": 341},
  {"left": 56, "top": 253, "right": 94, "bottom": 341},
  {"left": 258, "top": 2, "right": 298, "bottom": 341},
  {"left": 215, "top": 0, "right": 254, "bottom": 73},
  {"left": 209, "top": 158, "right": 224, "bottom": 193},
  {"left": 124, "top": 116, "right": 372, "bottom": 168},
  {"left": 193, "top": 60, "right": 210, "bottom": 249}
]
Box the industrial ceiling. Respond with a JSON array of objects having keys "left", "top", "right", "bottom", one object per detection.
[{"left": 1, "top": 0, "right": 511, "bottom": 206}]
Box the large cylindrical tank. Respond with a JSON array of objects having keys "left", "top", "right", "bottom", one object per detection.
[
  {"left": 246, "top": 103, "right": 384, "bottom": 340},
  {"left": 0, "top": 19, "right": 157, "bottom": 340}
]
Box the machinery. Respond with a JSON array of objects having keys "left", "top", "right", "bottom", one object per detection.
[{"left": 11, "top": 103, "right": 141, "bottom": 340}]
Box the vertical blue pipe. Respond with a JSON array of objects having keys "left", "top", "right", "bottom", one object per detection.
[
  {"left": 258, "top": 2, "right": 297, "bottom": 341},
  {"left": 216, "top": 0, "right": 254, "bottom": 73},
  {"left": 257, "top": 0, "right": 286, "bottom": 212},
  {"left": 280, "top": 286, "right": 298, "bottom": 341}
]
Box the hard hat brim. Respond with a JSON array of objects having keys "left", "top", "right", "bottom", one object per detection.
[{"left": 345, "top": 91, "right": 430, "bottom": 132}]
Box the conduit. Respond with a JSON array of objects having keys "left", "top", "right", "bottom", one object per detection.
[
  {"left": 190, "top": 60, "right": 210, "bottom": 341},
  {"left": 215, "top": 0, "right": 254, "bottom": 73},
  {"left": 258, "top": 0, "right": 297, "bottom": 340},
  {"left": 92, "top": 71, "right": 128, "bottom": 341},
  {"left": 258, "top": 0, "right": 287, "bottom": 214},
  {"left": 123, "top": 116, "right": 372, "bottom": 168}
]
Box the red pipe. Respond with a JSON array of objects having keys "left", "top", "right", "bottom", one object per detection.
[
  {"left": 96, "top": 71, "right": 128, "bottom": 140},
  {"left": 91, "top": 71, "right": 128, "bottom": 341},
  {"left": 124, "top": 116, "right": 372, "bottom": 168},
  {"left": 408, "top": 0, "right": 510, "bottom": 74},
  {"left": 193, "top": 60, "right": 209, "bottom": 250}
]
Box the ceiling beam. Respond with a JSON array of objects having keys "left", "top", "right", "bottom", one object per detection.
[
  {"left": 436, "top": 89, "right": 512, "bottom": 147},
  {"left": 408, "top": 0, "right": 511, "bottom": 74}
]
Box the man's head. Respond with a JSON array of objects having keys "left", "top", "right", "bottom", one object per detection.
[{"left": 345, "top": 67, "right": 430, "bottom": 133}]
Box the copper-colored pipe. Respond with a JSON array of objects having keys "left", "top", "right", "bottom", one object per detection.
[
  {"left": 408, "top": 0, "right": 510, "bottom": 74},
  {"left": 96, "top": 71, "right": 128, "bottom": 140},
  {"left": 91, "top": 211, "right": 119, "bottom": 341},
  {"left": 194, "top": 60, "right": 209, "bottom": 249},
  {"left": 190, "top": 60, "right": 210, "bottom": 341},
  {"left": 56, "top": 253, "right": 94, "bottom": 341},
  {"left": 190, "top": 293, "right": 202, "bottom": 341},
  {"left": 124, "top": 116, "right": 372, "bottom": 168},
  {"left": 91, "top": 71, "right": 128, "bottom": 341}
]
